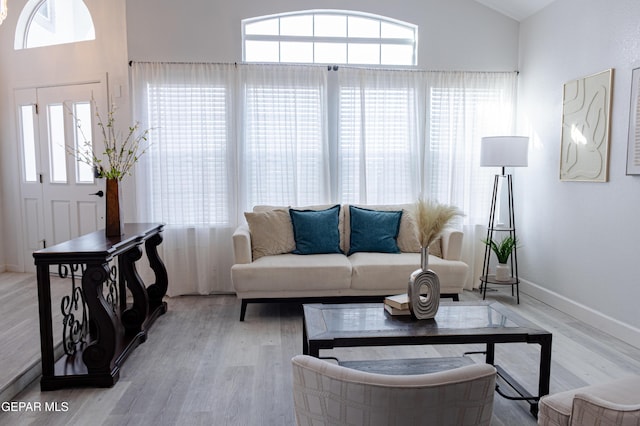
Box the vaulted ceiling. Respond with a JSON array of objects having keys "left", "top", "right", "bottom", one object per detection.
[{"left": 475, "top": 0, "right": 557, "bottom": 21}]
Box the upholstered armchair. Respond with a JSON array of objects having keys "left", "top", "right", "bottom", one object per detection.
[
  {"left": 538, "top": 375, "right": 640, "bottom": 426},
  {"left": 291, "top": 354, "right": 496, "bottom": 426}
]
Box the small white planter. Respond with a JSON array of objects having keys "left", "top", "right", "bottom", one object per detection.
[{"left": 495, "top": 263, "right": 511, "bottom": 281}]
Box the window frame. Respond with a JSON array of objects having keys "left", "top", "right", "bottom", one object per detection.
[
  {"left": 242, "top": 10, "right": 418, "bottom": 66},
  {"left": 14, "top": 0, "right": 95, "bottom": 50}
]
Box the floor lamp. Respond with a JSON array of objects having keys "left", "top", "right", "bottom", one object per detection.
[{"left": 479, "top": 136, "right": 529, "bottom": 303}]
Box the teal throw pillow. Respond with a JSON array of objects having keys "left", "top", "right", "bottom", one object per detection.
[
  {"left": 290, "top": 205, "right": 342, "bottom": 255},
  {"left": 348, "top": 206, "right": 402, "bottom": 255}
]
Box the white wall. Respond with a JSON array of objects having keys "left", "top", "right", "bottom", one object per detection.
[
  {"left": 517, "top": 0, "right": 640, "bottom": 341},
  {"left": 0, "top": 0, "right": 130, "bottom": 271},
  {"left": 126, "top": 0, "right": 519, "bottom": 70}
]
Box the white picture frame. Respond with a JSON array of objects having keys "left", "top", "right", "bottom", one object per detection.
[{"left": 560, "top": 69, "right": 613, "bottom": 182}]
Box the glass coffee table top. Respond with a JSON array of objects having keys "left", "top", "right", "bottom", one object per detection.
[{"left": 303, "top": 301, "right": 547, "bottom": 339}]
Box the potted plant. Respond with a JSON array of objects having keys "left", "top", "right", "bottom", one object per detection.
[
  {"left": 483, "top": 236, "right": 518, "bottom": 281},
  {"left": 68, "top": 99, "right": 151, "bottom": 237}
]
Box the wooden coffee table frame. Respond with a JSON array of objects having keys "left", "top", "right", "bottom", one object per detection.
[{"left": 302, "top": 301, "right": 552, "bottom": 417}]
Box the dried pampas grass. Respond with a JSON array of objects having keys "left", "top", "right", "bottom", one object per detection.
[{"left": 413, "top": 198, "right": 462, "bottom": 248}]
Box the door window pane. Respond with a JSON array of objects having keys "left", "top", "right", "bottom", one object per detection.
[
  {"left": 73, "top": 102, "right": 94, "bottom": 183},
  {"left": 21, "top": 105, "right": 38, "bottom": 182},
  {"left": 48, "top": 104, "right": 67, "bottom": 183}
]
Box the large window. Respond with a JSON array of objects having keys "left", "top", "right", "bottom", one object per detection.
[
  {"left": 132, "top": 64, "right": 516, "bottom": 227},
  {"left": 144, "top": 84, "right": 231, "bottom": 226},
  {"left": 131, "top": 63, "right": 516, "bottom": 295},
  {"left": 243, "top": 66, "right": 328, "bottom": 207},
  {"left": 337, "top": 70, "right": 421, "bottom": 204},
  {"left": 243, "top": 10, "right": 417, "bottom": 66}
]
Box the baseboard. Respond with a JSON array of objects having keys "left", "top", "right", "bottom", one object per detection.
[
  {"left": 521, "top": 279, "right": 640, "bottom": 350},
  {"left": 5, "top": 264, "right": 23, "bottom": 272}
]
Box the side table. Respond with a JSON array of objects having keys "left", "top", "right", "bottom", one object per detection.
[{"left": 33, "top": 223, "right": 168, "bottom": 391}]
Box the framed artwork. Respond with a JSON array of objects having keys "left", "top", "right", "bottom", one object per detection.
[
  {"left": 560, "top": 69, "right": 613, "bottom": 182},
  {"left": 627, "top": 67, "right": 640, "bottom": 175}
]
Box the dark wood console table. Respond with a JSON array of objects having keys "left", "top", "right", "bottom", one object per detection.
[{"left": 33, "top": 223, "right": 168, "bottom": 391}]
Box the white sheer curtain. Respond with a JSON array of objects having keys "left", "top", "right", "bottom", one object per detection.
[
  {"left": 131, "top": 62, "right": 237, "bottom": 295},
  {"left": 424, "top": 72, "right": 518, "bottom": 288},
  {"left": 336, "top": 68, "right": 423, "bottom": 204},
  {"left": 239, "top": 65, "right": 330, "bottom": 207},
  {"left": 131, "top": 62, "right": 517, "bottom": 295},
  {"left": 334, "top": 69, "right": 517, "bottom": 288}
]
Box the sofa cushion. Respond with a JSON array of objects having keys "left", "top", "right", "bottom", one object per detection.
[
  {"left": 348, "top": 206, "right": 402, "bottom": 255},
  {"left": 290, "top": 205, "right": 342, "bottom": 255},
  {"left": 254, "top": 204, "right": 346, "bottom": 253},
  {"left": 244, "top": 209, "right": 295, "bottom": 260},
  {"left": 348, "top": 252, "right": 420, "bottom": 291},
  {"left": 344, "top": 204, "right": 421, "bottom": 254},
  {"left": 231, "top": 253, "right": 352, "bottom": 293},
  {"left": 349, "top": 252, "right": 467, "bottom": 294}
]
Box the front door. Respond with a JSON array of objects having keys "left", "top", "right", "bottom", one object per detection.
[{"left": 15, "top": 82, "right": 107, "bottom": 270}]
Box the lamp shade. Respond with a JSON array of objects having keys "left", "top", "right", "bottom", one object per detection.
[{"left": 480, "top": 136, "right": 529, "bottom": 167}]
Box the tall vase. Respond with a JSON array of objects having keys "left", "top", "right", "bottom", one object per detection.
[
  {"left": 408, "top": 246, "right": 441, "bottom": 320},
  {"left": 105, "top": 178, "right": 124, "bottom": 237}
]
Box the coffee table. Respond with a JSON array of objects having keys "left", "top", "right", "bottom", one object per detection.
[{"left": 302, "top": 301, "right": 552, "bottom": 417}]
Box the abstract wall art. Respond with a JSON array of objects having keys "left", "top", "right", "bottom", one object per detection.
[{"left": 560, "top": 69, "right": 613, "bottom": 182}]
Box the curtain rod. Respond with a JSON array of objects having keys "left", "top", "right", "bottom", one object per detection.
[{"left": 128, "top": 60, "right": 518, "bottom": 74}]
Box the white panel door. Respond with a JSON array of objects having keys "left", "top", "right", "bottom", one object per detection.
[
  {"left": 15, "top": 88, "right": 45, "bottom": 265},
  {"left": 16, "top": 82, "right": 107, "bottom": 270}
]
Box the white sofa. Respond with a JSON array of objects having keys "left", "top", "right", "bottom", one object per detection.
[{"left": 231, "top": 204, "right": 469, "bottom": 321}]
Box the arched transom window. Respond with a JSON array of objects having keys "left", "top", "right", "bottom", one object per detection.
[
  {"left": 242, "top": 10, "right": 417, "bottom": 66},
  {"left": 15, "top": 0, "right": 95, "bottom": 50}
]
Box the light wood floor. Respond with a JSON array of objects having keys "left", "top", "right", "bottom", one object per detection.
[{"left": 2, "top": 273, "right": 640, "bottom": 426}]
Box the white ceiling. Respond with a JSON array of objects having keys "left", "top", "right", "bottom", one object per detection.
[{"left": 474, "top": 0, "right": 557, "bottom": 21}]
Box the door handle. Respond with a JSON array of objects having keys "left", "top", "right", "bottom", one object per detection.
[{"left": 90, "top": 190, "right": 104, "bottom": 197}]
